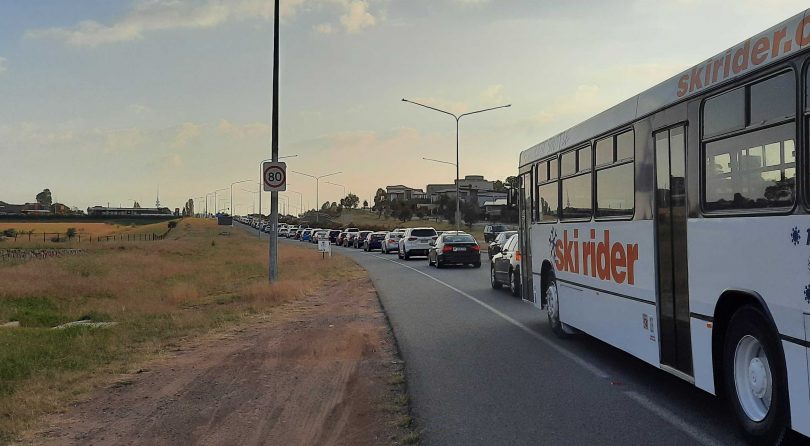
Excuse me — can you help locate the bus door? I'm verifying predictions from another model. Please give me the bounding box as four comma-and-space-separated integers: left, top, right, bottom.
518, 172, 534, 303
653, 126, 693, 376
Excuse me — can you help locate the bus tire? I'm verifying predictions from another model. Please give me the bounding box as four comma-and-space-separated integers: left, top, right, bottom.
544, 272, 571, 338
723, 305, 789, 446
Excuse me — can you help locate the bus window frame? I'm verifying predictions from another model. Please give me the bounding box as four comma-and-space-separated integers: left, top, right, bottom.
535, 156, 560, 224
594, 128, 636, 221
699, 65, 798, 217
559, 144, 593, 222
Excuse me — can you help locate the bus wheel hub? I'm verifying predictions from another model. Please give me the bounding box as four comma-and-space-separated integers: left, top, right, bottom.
749, 358, 767, 398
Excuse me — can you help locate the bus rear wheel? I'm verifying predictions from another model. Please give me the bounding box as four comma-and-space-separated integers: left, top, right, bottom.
723, 305, 789, 445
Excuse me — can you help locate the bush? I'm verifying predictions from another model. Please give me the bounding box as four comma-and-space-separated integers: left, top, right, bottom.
66, 228, 77, 239
168, 221, 178, 230
50, 236, 62, 243
2, 228, 17, 238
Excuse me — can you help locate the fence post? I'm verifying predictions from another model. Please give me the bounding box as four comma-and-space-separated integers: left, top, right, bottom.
43, 232, 46, 242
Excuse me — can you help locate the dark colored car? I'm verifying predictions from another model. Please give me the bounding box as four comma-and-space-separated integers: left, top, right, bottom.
491, 234, 521, 297
294, 229, 304, 240
328, 230, 341, 244
363, 232, 387, 251
488, 230, 517, 260
353, 231, 372, 248
483, 224, 510, 243
428, 232, 481, 268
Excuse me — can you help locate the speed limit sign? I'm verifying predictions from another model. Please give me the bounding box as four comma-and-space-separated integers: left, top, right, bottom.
262, 162, 287, 191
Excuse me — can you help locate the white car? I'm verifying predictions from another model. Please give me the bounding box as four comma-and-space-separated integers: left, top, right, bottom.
381, 231, 404, 254
398, 227, 438, 260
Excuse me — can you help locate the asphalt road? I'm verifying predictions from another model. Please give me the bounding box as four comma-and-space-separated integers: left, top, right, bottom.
235, 223, 802, 445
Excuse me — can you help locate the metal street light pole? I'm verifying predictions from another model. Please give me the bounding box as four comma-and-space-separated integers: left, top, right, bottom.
196, 196, 204, 217
230, 179, 252, 223
290, 170, 341, 223
323, 181, 346, 199
213, 188, 228, 215
285, 188, 303, 217
206, 192, 214, 216
269, 0, 281, 282
402, 98, 511, 232
241, 188, 259, 215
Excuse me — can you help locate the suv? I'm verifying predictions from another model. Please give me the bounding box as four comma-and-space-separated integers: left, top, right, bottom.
488, 230, 517, 260
328, 230, 341, 244
484, 224, 510, 243
353, 231, 372, 248
398, 227, 438, 260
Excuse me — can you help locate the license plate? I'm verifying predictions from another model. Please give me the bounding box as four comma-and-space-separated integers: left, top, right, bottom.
453, 247, 466, 252
419, 238, 429, 243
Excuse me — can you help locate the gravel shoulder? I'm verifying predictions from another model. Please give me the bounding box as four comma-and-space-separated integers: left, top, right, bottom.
24, 279, 412, 445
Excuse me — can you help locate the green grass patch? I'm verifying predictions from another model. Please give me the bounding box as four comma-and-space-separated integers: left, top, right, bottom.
0, 297, 68, 328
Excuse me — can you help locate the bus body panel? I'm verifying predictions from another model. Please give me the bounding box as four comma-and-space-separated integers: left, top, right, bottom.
784, 341, 810, 437
690, 318, 715, 393
532, 221, 659, 365
687, 217, 810, 340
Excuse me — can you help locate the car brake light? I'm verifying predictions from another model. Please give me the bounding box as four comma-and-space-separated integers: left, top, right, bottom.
442, 245, 453, 253
432, 236, 437, 240
515, 250, 521, 261
471, 245, 480, 251
408, 237, 417, 241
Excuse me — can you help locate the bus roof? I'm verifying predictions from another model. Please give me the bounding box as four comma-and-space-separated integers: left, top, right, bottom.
519, 9, 810, 168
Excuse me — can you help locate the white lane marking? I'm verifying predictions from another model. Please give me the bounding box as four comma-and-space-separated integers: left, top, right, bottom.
369, 253, 723, 446
625, 391, 723, 446
369, 254, 609, 379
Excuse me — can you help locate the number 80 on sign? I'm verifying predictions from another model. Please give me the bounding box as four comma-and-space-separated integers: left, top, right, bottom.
262, 162, 287, 191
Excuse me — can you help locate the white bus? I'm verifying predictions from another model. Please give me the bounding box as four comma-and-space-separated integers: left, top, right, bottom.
517, 10, 810, 444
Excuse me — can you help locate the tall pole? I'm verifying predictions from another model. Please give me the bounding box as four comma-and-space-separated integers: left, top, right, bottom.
269, 0, 280, 282
230, 180, 251, 222
291, 171, 341, 224
402, 99, 510, 233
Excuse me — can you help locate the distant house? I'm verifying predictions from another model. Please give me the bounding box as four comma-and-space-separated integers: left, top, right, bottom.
428, 175, 496, 204
21, 203, 50, 215
386, 185, 425, 202
0, 201, 25, 215
483, 198, 508, 217
50, 203, 70, 215
86, 206, 173, 217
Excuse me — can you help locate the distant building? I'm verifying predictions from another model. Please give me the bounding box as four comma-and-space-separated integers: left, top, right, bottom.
0, 201, 25, 215
50, 203, 70, 215
86, 206, 173, 217
483, 198, 508, 217
386, 185, 425, 202
428, 175, 496, 204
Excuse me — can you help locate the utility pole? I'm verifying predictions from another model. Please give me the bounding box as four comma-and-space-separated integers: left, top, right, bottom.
269, 0, 280, 282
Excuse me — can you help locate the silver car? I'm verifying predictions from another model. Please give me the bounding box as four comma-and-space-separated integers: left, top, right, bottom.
381, 231, 404, 254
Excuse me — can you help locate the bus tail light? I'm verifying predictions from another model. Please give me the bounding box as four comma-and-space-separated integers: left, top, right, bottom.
515, 250, 522, 261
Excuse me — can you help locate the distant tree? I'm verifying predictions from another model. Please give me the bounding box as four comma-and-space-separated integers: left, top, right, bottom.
321, 201, 330, 210
372, 188, 388, 218
36, 189, 53, 207
168, 221, 178, 230
397, 206, 413, 222
362, 199, 369, 209
133, 201, 142, 209
462, 202, 480, 228
344, 193, 360, 209
66, 227, 77, 239
505, 176, 519, 190
493, 180, 505, 192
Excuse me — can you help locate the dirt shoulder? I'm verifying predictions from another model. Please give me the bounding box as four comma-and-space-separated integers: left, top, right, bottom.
24, 278, 415, 445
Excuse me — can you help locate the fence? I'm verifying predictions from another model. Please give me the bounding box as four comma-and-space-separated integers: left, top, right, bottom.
1, 232, 166, 243
0, 248, 85, 262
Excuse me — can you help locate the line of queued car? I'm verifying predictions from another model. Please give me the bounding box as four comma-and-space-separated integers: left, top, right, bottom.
237, 216, 522, 296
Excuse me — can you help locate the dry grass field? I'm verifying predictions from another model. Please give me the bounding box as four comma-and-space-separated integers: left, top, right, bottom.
0, 218, 362, 443
0, 220, 176, 248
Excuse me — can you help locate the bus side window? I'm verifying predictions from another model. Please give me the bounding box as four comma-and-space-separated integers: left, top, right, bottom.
702, 71, 796, 212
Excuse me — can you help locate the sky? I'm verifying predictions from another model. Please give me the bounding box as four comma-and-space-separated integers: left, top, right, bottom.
0, 0, 807, 215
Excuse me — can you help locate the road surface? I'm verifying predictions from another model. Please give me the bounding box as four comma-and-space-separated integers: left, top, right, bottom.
241, 223, 802, 445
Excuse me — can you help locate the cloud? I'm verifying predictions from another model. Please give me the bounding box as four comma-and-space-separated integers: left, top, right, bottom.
314, 23, 336, 34
340, 1, 377, 33
481, 84, 506, 104
127, 103, 153, 115
0, 57, 6, 75
217, 120, 271, 139
105, 127, 144, 153
26, 0, 381, 46
173, 122, 201, 148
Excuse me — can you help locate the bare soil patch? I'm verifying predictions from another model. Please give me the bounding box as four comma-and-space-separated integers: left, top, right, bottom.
24, 279, 412, 445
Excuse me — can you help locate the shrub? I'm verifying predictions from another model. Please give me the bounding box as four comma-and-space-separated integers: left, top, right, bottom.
66, 228, 77, 239
2, 228, 17, 238
168, 221, 178, 230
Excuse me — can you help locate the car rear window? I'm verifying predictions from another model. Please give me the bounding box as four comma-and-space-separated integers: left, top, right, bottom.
411, 229, 436, 237
372, 234, 385, 239
444, 235, 475, 243
492, 225, 507, 231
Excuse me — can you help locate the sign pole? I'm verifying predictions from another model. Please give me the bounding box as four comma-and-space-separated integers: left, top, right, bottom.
269, 0, 280, 282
